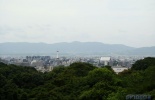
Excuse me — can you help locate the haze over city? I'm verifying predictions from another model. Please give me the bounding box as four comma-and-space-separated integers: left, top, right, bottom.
0, 0, 155, 47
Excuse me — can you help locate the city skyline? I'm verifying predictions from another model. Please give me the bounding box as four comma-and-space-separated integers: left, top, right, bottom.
0, 0, 155, 47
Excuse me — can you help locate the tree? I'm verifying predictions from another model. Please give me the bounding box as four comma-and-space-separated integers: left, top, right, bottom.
132, 57, 155, 70
79, 68, 119, 100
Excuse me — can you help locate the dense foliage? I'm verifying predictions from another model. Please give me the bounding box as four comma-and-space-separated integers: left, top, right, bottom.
0, 57, 155, 100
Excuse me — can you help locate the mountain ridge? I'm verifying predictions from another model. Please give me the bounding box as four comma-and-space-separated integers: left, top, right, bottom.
0, 42, 154, 55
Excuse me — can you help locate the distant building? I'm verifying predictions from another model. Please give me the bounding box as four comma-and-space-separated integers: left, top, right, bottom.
100, 57, 111, 66
56, 51, 59, 59
30, 60, 44, 67
112, 66, 128, 74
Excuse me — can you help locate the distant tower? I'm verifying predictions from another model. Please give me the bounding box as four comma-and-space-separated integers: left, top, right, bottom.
56, 51, 59, 59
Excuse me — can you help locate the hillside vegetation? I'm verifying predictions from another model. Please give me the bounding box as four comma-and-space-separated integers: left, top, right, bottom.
0, 57, 155, 100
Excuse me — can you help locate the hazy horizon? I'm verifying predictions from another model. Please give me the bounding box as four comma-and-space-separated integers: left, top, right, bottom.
0, 0, 155, 48
0, 41, 155, 48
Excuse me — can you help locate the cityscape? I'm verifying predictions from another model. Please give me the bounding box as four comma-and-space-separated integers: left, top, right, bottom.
0, 52, 146, 73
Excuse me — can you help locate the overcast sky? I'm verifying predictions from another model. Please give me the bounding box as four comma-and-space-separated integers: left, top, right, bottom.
0, 0, 155, 47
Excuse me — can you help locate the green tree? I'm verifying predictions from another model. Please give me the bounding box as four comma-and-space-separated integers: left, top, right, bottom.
79, 68, 119, 100
132, 57, 155, 70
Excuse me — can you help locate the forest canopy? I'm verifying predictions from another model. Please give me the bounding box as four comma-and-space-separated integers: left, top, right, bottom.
0, 57, 155, 100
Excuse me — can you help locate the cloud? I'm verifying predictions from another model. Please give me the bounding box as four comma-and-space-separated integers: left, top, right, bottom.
0, 0, 155, 47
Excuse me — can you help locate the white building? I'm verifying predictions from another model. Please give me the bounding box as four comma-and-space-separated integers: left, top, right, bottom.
100, 57, 111, 66
112, 67, 128, 74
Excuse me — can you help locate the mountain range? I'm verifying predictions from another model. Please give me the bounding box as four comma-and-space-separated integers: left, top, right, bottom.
0, 41, 155, 56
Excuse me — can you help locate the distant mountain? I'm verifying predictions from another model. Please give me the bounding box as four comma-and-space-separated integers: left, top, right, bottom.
0, 42, 154, 55
128, 46, 155, 55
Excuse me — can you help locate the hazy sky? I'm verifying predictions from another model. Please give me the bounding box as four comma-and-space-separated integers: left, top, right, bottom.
0, 0, 155, 47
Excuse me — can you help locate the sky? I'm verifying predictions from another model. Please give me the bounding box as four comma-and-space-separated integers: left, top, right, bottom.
0, 0, 155, 48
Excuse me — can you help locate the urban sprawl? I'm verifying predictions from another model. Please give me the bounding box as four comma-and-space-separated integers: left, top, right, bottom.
0, 54, 146, 74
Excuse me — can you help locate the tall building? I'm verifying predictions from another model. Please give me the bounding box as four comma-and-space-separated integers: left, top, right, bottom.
53, 51, 62, 66
56, 51, 59, 59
